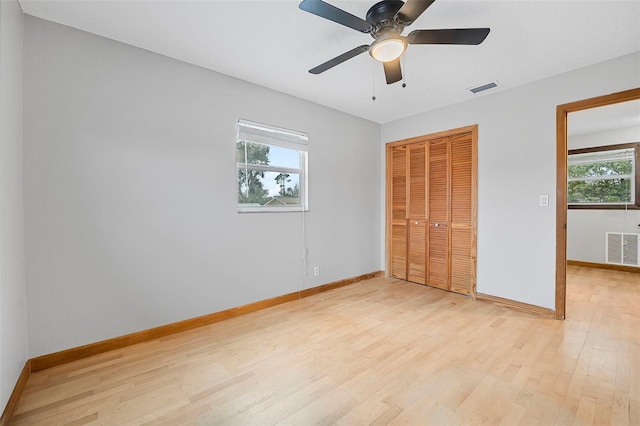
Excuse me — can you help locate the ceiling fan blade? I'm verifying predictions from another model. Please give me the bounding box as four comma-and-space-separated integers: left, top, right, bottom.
309, 45, 369, 74
299, 0, 372, 33
395, 0, 436, 25
383, 59, 402, 84
408, 28, 490, 45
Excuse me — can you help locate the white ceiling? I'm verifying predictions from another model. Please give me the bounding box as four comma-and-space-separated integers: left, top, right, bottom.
18, 0, 640, 124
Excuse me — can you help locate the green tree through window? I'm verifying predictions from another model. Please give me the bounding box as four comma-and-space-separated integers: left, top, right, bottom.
568, 144, 639, 207
275, 173, 290, 197
237, 141, 270, 204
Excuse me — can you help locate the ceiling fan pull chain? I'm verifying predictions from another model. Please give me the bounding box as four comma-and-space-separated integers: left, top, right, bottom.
402, 54, 407, 88
372, 61, 377, 101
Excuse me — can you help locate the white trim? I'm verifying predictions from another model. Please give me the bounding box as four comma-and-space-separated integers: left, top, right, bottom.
237, 118, 308, 152
237, 206, 308, 213
236, 163, 303, 175
568, 174, 632, 182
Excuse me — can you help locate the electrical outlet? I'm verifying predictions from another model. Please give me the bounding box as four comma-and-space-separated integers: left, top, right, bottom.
313, 266, 320, 277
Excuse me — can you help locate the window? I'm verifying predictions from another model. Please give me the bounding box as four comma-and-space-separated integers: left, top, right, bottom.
236, 119, 308, 212
568, 143, 640, 208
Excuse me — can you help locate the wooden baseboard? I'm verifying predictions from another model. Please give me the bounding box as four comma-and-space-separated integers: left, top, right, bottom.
30, 271, 383, 372
476, 293, 555, 319
567, 259, 640, 274
298, 271, 383, 297
0, 361, 31, 426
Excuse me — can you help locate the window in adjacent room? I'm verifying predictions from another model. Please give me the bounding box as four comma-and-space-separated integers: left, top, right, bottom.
236, 119, 308, 212
568, 143, 640, 208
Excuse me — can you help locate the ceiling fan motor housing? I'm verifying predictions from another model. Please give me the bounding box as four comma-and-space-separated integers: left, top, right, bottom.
366, 0, 406, 37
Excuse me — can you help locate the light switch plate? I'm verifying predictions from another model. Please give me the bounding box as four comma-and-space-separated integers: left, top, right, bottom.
539, 195, 549, 207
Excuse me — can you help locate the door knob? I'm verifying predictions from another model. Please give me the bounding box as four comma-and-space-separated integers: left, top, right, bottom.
435, 223, 439, 227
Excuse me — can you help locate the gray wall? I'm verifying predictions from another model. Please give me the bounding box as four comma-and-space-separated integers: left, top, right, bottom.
567, 125, 640, 264
0, 0, 27, 412
23, 16, 381, 357
381, 52, 640, 309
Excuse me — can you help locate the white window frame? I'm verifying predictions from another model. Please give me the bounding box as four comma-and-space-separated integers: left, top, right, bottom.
567, 143, 639, 208
236, 119, 308, 213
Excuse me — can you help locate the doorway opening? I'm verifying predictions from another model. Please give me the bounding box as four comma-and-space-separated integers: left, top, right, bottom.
555, 87, 640, 319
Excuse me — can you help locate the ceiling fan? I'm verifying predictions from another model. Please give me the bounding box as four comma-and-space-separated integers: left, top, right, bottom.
299, 0, 490, 84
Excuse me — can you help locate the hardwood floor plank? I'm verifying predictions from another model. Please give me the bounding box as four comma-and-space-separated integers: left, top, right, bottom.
9, 266, 640, 424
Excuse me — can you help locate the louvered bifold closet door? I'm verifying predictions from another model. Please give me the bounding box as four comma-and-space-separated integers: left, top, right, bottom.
407, 144, 427, 284
428, 138, 449, 290
449, 133, 474, 294
387, 125, 476, 295
391, 146, 408, 279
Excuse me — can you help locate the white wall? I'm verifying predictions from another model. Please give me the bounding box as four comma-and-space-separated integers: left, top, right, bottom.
381, 52, 640, 310
568, 210, 640, 263
567, 125, 640, 264
0, 0, 27, 412
23, 16, 381, 358
569, 125, 640, 150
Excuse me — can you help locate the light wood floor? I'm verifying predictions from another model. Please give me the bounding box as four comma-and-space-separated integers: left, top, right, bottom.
11, 266, 640, 425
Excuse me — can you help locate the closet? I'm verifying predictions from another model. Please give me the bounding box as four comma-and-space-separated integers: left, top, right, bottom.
386, 125, 477, 296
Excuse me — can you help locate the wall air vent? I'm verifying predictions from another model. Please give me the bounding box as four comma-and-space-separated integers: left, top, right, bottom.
469, 80, 500, 94
606, 232, 640, 266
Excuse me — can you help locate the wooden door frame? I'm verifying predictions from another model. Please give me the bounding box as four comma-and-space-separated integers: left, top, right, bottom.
385, 124, 478, 296
555, 87, 640, 319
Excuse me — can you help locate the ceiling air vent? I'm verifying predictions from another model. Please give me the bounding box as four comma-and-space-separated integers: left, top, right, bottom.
469, 80, 500, 94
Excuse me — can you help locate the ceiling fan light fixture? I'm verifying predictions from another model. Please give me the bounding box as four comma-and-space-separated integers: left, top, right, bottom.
369, 36, 406, 62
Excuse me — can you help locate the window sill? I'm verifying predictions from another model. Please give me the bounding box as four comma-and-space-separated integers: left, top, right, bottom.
237, 206, 309, 213
568, 204, 640, 210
